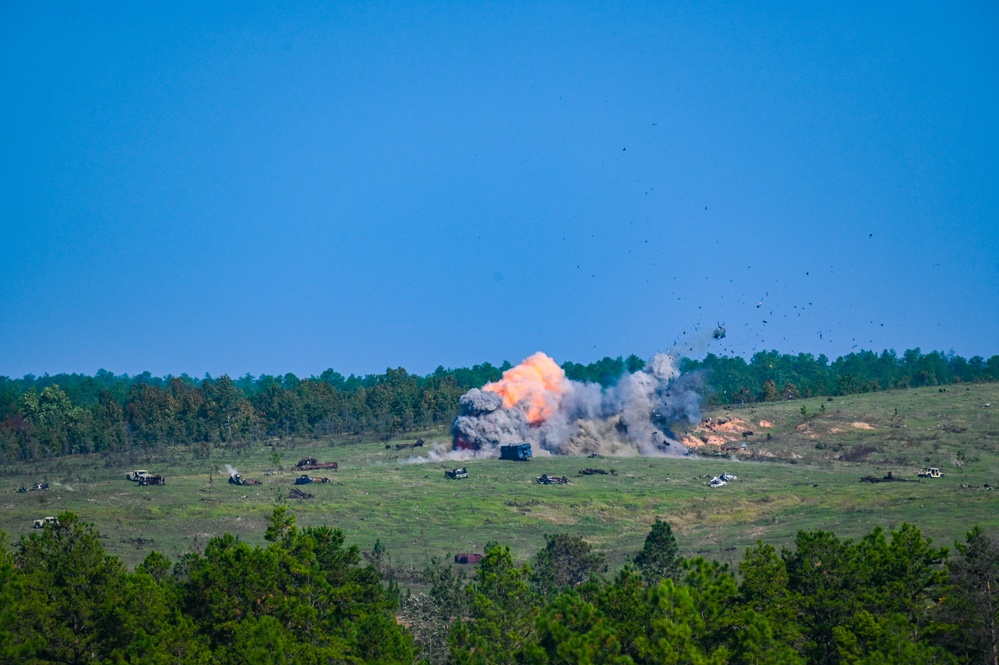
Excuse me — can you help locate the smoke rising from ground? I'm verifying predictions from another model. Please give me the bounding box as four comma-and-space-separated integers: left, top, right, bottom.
451, 352, 702, 458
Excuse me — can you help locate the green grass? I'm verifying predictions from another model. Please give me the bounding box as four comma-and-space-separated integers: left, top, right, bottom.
2, 384, 997, 578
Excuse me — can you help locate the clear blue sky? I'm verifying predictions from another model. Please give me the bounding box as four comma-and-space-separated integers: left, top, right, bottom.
2, 1, 997, 379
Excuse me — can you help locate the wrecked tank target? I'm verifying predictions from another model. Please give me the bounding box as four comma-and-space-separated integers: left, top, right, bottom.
451, 351, 700, 458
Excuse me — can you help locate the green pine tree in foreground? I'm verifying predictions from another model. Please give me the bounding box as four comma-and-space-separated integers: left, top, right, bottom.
1, 512, 998, 664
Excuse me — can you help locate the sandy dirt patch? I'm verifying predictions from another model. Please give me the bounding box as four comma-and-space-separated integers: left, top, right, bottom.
851, 422, 875, 430
684, 417, 756, 448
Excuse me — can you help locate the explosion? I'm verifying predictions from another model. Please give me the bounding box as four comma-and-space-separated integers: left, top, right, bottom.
451, 352, 702, 457
483, 352, 568, 424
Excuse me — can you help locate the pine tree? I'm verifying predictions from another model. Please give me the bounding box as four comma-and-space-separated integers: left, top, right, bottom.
633, 518, 682, 587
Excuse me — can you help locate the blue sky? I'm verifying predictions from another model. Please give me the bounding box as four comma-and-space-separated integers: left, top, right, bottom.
2, 1, 997, 379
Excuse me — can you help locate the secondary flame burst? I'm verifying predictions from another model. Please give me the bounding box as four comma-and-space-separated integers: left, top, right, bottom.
483, 352, 568, 425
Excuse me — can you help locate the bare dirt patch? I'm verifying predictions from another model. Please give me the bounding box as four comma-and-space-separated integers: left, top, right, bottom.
684, 417, 755, 448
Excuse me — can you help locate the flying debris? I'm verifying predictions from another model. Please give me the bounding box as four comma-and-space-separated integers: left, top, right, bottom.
713, 324, 726, 340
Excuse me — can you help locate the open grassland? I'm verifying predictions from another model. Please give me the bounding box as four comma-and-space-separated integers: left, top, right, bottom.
2, 383, 997, 579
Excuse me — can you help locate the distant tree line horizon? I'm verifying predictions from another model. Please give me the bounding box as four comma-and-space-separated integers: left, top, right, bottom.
0, 348, 997, 462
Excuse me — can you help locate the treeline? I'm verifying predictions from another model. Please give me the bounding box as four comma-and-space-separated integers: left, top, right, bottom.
684, 348, 999, 406
3, 511, 999, 664
0, 363, 511, 462
1, 348, 997, 462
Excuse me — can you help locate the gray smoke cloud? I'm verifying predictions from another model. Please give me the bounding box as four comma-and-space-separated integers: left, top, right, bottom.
451, 353, 701, 458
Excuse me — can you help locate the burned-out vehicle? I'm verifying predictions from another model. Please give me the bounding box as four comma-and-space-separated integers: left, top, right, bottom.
138, 475, 165, 486
228, 473, 261, 486
294, 475, 331, 485
500, 443, 533, 461
536, 474, 569, 485
295, 458, 339, 471
445, 468, 469, 479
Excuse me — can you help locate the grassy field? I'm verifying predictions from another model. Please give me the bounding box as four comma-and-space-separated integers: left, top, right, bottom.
2, 383, 997, 581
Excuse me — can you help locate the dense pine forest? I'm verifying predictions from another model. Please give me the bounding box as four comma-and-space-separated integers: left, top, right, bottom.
3, 509, 998, 664
1, 349, 997, 462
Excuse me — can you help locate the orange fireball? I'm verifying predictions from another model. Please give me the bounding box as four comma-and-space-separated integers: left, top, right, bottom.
484, 352, 568, 424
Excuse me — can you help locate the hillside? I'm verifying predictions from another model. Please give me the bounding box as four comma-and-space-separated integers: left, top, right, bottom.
2, 383, 997, 574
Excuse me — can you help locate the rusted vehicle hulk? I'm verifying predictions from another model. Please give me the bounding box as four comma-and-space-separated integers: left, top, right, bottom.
295, 457, 339, 471
138, 475, 165, 486
454, 553, 482, 564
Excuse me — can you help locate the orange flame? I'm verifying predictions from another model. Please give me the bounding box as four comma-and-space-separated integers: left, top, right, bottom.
484, 352, 568, 425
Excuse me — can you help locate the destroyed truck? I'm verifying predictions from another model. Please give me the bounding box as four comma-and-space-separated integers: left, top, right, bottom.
918, 467, 944, 479
536, 474, 569, 485
294, 475, 332, 485
500, 443, 533, 461
228, 473, 261, 486
445, 468, 469, 479
295, 458, 339, 471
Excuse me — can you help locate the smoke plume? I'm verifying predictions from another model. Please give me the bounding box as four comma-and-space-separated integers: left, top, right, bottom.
451, 352, 701, 458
